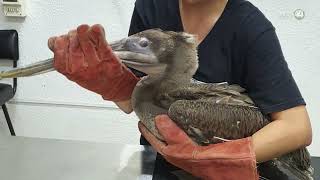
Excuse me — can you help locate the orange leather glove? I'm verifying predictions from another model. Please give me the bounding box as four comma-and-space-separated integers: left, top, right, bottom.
138, 115, 259, 180
48, 24, 139, 102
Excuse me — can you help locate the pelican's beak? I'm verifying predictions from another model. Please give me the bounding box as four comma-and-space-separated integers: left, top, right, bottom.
111, 36, 167, 75
0, 33, 166, 79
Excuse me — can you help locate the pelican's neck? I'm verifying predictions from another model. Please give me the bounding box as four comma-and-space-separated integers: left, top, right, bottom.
162, 69, 193, 85
139, 68, 195, 94
162, 45, 198, 85
137, 43, 198, 92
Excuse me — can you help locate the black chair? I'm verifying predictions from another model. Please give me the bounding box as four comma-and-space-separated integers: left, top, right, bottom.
0, 29, 19, 136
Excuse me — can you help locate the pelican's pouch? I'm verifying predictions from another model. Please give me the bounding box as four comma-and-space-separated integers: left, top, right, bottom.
0, 30, 19, 60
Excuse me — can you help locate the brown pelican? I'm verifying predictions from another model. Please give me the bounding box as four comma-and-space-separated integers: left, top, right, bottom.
0, 29, 313, 180
112, 29, 314, 180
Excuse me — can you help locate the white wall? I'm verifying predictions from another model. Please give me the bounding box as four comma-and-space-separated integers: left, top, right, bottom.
0, 0, 141, 145
0, 1, 319, 155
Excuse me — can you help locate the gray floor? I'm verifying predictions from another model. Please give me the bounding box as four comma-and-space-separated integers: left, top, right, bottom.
0, 135, 157, 180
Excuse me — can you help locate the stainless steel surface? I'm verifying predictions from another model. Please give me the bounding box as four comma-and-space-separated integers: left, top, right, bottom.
0, 135, 156, 180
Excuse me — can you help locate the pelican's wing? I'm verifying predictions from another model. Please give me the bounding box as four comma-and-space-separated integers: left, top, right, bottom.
167, 99, 269, 145
156, 82, 256, 110
275, 148, 313, 179
155, 82, 267, 144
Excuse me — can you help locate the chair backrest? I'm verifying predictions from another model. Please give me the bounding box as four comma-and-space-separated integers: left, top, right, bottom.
0, 30, 19, 95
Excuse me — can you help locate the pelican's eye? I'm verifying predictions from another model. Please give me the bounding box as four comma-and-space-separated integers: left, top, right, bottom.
139, 38, 149, 48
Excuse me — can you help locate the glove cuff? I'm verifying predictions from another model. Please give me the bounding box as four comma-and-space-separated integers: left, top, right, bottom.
197, 137, 259, 180
101, 66, 140, 102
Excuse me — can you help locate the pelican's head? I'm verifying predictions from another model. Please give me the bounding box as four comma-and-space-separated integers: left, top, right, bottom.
112, 29, 198, 78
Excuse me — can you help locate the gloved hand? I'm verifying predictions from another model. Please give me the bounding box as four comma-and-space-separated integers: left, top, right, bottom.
138, 115, 259, 180
48, 24, 139, 102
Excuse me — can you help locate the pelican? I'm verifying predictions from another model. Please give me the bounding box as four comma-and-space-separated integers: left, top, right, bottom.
0, 29, 313, 180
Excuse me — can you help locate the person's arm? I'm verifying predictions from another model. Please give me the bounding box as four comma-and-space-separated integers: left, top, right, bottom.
115, 100, 133, 114
252, 105, 312, 163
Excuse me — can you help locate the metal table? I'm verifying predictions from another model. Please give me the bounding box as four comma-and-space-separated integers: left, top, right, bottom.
0, 135, 156, 180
